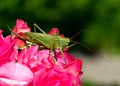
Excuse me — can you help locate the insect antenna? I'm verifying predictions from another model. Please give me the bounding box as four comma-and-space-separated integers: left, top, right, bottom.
70, 40, 95, 53
7, 25, 34, 47
70, 40, 120, 69
67, 42, 76, 49
70, 30, 87, 40
7, 25, 26, 41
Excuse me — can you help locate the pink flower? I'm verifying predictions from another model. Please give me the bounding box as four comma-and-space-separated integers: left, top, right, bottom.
56, 50, 76, 65
12, 19, 31, 48
0, 30, 18, 65
64, 59, 83, 85
18, 45, 54, 72
14, 36, 26, 48
48, 28, 64, 36
48, 28, 59, 35
33, 59, 82, 86
17, 45, 83, 86
0, 19, 83, 86
13, 19, 31, 34
0, 62, 34, 86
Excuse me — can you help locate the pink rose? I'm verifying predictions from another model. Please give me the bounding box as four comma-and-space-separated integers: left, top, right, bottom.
12, 19, 31, 48
0, 62, 34, 86
0, 19, 83, 86
56, 50, 76, 65
13, 19, 31, 34
0, 30, 18, 65
48, 28, 59, 35
18, 45, 54, 72
48, 28, 64, 36
64, 59, 83, 85
33, 59, 82, 86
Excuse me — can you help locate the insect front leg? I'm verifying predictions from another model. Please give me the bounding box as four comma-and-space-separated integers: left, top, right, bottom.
53, 35, 67, 64
48, 41, 57, 64
60, 48, 67, 64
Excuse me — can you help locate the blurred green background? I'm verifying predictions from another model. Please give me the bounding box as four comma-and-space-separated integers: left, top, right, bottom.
1, 0, 120, 54
0, 0, 120, 85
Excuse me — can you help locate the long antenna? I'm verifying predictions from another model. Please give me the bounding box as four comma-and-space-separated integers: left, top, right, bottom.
7, 25, 26, 41
71, 40, 120, 69
70, 30, 87, 40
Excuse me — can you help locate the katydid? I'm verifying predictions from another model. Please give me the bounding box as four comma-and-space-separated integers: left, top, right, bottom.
9, 24, 120, 68
11, 23, 71, 64
25, 24, 71, 63
30, 24, 119, 68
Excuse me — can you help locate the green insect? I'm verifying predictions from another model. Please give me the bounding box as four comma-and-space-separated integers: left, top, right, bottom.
11, 23, 73, 64
10, 24, 118, 68
26, 24, 71, 63
25, 24, 70, 50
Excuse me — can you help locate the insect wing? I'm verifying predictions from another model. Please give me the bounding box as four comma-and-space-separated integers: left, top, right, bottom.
24, 32, 70, 50
24, 32, 54, 48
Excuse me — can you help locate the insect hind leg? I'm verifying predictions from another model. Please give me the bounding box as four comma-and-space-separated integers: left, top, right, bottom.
34, 23, 47, 34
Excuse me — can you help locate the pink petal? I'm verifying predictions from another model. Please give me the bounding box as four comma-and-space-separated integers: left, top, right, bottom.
0, 62, 34, 85
65, 59, 83, 77
34, 65, 80, 86
48, 28, 59, 35
13, 19, 31, 33
0, 31, 18, 64
56, 51, 76, 65
18, 45, 55, 74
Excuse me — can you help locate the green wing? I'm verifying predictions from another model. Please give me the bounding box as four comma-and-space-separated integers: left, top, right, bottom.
24, 32, 70, 49
24, 32, 53, 49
